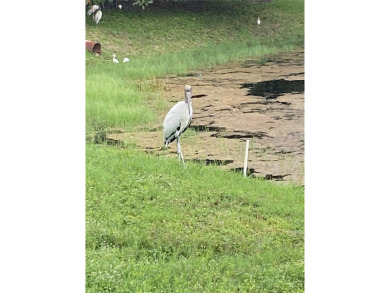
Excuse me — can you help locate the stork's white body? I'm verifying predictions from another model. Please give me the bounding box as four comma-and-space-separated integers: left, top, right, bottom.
123, 57, 130, 63
118, 4, 122, 9
163, 85, 193, 163
164, 101, 192, 144
257, 17, 261, 25
112, 54, 119, 63
93, 10, 102, 24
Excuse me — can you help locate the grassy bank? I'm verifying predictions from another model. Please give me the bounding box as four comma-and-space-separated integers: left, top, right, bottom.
86, 0, 304, 132
86, 0, 304, 62
86, 144, 304, 292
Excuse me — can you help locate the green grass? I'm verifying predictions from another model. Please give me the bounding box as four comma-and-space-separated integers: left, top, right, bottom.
86, 144, 304, 292
86, 73, 158, 133
86, 0, 304, 61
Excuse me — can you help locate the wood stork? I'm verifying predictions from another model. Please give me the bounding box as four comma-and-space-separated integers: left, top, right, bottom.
163, 85, 193, 164
112, 54, 119, 63
257, 17, 261, 25
123, 57, 130, 63
118, 4, 122, 9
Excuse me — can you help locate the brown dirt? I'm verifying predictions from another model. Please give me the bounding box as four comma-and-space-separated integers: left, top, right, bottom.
108, 49, 304, 185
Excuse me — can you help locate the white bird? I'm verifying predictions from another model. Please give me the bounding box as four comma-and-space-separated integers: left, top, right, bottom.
118, 4, 122, 9
257, 17, 261, 25
112, 54, 119, 63
123, 57, 130, 63
87, 5, 99, 15
93, 9, 102, 24
163, 85, 193, 164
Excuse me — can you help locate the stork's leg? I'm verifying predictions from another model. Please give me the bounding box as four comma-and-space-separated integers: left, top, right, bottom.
177, 138, 185, 164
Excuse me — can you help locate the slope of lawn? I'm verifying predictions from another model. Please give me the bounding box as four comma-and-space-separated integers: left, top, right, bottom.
86, 144, 304, 292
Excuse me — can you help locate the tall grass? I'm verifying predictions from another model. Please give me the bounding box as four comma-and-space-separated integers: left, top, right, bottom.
86, 72, 157, 132
86, 43, 284, 133
86, 144, 304, 292
87, 42, 282, 78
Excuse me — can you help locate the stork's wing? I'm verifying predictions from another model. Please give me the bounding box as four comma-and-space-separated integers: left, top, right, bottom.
163, 101, 191, 145
95, 11, 102, 23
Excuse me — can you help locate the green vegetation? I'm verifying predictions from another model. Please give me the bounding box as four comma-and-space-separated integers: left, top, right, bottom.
86, 0, 304, 61
86, 0, 304, 291
86, 145, 304, 292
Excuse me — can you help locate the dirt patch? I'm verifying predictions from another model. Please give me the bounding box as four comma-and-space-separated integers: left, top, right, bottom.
108, 50, 304, 185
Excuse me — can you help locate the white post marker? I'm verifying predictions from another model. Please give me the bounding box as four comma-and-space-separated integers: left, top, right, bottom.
243, 139, 250, 177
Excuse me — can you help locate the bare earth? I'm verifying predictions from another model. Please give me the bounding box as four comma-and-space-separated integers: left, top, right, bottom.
108, 50, 304, 185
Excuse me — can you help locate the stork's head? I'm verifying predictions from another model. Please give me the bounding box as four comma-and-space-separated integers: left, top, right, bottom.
184, 85, 192, 102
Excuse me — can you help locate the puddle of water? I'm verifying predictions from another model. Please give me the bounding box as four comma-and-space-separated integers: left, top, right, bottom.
190, 125, 227, 132
231, 167, 256, 177
241, 79, 304, 98
264, 173, 292, 181
241, 100, 291, 106
190, 158, 234, 166
210, 131, 271, 140
191, 94, 208, 99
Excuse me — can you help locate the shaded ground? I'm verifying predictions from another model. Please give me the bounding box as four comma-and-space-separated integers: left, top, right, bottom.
108, 50, 304, 184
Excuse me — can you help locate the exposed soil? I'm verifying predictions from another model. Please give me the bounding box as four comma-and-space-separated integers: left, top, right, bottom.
108, 50, 304, 185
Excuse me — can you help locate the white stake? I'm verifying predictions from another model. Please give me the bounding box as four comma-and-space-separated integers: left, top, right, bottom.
243, 139, 250, 177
